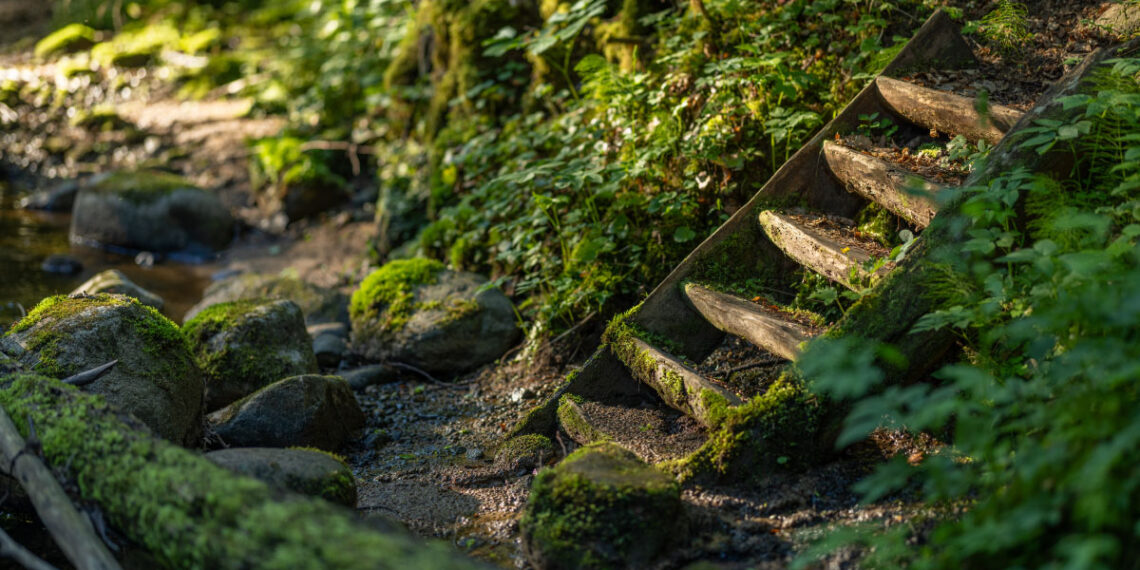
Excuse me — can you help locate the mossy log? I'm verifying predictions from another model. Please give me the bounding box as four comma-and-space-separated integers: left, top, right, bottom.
0, 373, 486, 570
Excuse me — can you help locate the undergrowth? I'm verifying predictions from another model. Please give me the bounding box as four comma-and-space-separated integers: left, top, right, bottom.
795, 55, 1140, 569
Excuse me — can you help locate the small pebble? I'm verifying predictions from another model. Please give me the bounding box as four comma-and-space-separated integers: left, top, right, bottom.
41, 254, 82, 275
510, 387, 536, 403
465, 448, 484, 461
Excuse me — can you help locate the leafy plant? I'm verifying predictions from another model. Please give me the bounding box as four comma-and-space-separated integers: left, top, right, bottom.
974, 0, 1034, 58
799, 55, 1140, 569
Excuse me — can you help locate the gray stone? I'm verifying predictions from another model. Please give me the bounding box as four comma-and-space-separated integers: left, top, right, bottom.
182, 299, 318, 412
71, 269, 164, 311
41, 254, 82, 275
337, 364, 400, 390
185, 272, 348, 326
208, 374, 365, 451
18, 179, 79, 211
313, 333, 348, 368
70, 170, 234, 254
205, 447, 357, 507
351, 268, 521, 376
5, 294, 203, 445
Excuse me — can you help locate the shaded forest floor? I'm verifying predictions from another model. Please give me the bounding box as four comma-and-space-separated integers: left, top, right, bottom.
0, 1, 1128, 567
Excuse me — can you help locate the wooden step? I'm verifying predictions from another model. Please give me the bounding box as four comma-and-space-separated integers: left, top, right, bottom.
683, 283, 815, 361
758, 210, 887, 290
823, 141, 943, 228
876, 76, 1025, 145
609, 335, 742, 429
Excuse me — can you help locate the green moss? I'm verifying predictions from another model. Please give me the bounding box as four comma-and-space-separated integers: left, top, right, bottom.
349, 258, 446, 330
521, 441, 681, 569
0, 373, 479, 568
496, 433, 554, 464
667, 372, 821, 482
90, 22, 181, 68
34, 23, 97, 58
87, 170, 198, 204
183, 299, 316, 409
288, 446, 349, 465
556, 394, 609, 444
4, 294, 189, 388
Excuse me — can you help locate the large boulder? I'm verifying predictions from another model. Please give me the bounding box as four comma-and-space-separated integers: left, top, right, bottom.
71, 269, 164, 311
349, 259, 520, 375
183, 299, 318, 412
204, 447, 357, 507
208, 374, 364, 451
0, 294, 203, 445
184, 272, 348, 326
520, 442, 682, 570
70, 170, 234, 254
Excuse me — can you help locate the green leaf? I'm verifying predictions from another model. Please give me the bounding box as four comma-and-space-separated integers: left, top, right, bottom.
673, 226, 697, 243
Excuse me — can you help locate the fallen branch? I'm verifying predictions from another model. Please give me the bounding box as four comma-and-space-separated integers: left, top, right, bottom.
0, 408, 120, 570
0, 526, 58, 570
299, 140, 378, 177
60, 361, 117, 388
388, 362, 465, 389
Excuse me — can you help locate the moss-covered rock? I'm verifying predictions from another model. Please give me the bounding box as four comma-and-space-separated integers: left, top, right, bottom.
2, 294, 203, 445
495, 433, 556, 473
0, 373, 486, 568
34, 23, 97, 59
350, 259, 520, 375
183, 299, 319, 411
90, 22, 180, 68
205, 447, 358, 507
520, 441, 682, 569
71, 269, 164, 311
70, 170, 235, 254
208, 374, 365, 451
184, 271, 348, 326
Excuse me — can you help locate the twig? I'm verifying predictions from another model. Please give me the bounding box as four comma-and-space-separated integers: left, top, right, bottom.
0, 525, 58, 570
60, 361, 118, 388
387, 362, 464, 389
298, 141, 378, 177
549, 312, 597, 347
727, 358, 779, 375
0, 409, 121, 570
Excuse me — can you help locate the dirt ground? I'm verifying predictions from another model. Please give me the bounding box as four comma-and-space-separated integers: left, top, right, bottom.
0, 1, 1128, 568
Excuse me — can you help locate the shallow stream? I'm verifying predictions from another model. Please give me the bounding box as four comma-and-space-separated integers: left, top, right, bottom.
0, 180, 212, 330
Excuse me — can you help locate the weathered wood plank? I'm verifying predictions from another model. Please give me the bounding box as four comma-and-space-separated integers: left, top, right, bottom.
823, 142, 943, 228
683, 284, 815, 361
758, 210, 880, 291
876, 76, 1024, 145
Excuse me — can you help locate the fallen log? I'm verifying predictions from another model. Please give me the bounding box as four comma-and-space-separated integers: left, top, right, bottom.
0, 404, 120, 570
0, 373, 486, 570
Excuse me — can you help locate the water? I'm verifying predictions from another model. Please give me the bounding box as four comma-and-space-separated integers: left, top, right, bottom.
0, 181, 213, 330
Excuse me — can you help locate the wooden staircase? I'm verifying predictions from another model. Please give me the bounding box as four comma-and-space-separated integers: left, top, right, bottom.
509, 11, 1029, 460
